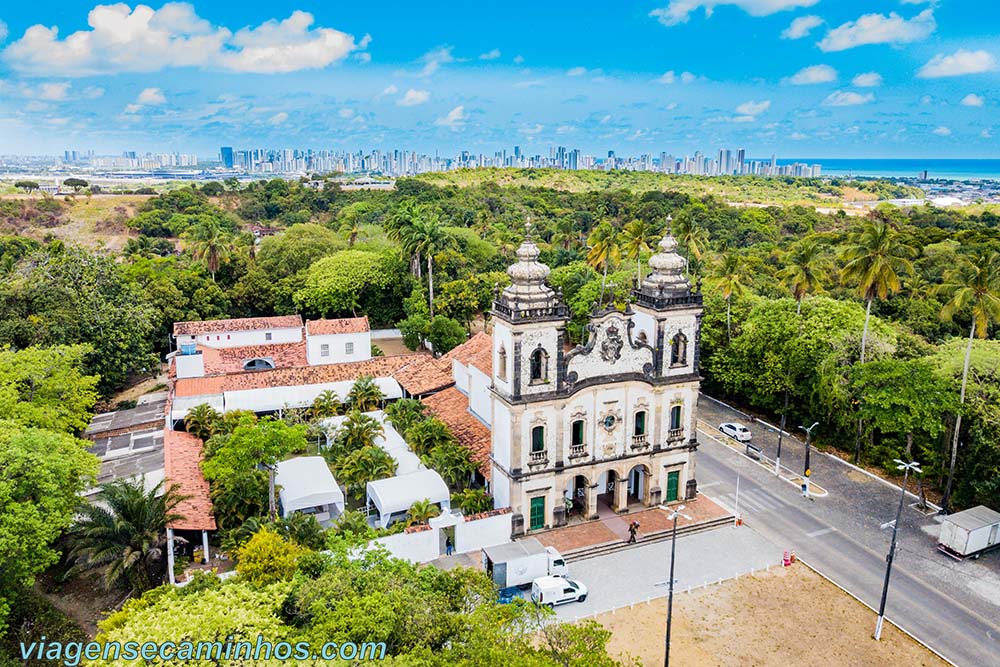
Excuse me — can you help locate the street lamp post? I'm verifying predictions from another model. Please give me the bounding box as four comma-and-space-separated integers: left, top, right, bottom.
775, 391, 790, 476
874, 459, 922, 640
658, 504, 691, 667
799, 422, 819, 498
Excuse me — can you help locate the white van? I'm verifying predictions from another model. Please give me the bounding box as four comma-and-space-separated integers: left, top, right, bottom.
531, 576, 588, 607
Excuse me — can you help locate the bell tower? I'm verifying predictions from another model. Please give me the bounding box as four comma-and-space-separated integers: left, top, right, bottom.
490, 226, 570, 402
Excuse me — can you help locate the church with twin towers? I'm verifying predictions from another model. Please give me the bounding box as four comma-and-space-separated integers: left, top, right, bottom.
486, 226, 704, 535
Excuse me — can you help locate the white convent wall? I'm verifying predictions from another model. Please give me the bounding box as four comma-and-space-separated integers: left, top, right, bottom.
468, 366, 492, 426
177, 326, 302, 349
306, 331, 372, 365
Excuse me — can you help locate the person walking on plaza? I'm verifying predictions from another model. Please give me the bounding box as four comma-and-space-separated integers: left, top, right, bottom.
627, 520, 639, 543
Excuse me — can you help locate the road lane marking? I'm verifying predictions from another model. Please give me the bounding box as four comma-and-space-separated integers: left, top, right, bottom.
806, 527, 837, 538
699, 481, 722, 489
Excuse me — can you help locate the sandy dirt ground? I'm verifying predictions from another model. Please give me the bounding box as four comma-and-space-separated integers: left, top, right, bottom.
594, 563, 948, 667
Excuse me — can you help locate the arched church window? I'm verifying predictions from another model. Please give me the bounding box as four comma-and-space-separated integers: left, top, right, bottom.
497, 345, 507, 381
530, 347, 548, 383
670, 404, 683, 430
571, 420, 585, 447
670, 333, 688, 366
634, 410, 647, 436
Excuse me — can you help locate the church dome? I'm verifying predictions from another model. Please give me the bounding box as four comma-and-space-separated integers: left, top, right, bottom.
638, 233, 691, 295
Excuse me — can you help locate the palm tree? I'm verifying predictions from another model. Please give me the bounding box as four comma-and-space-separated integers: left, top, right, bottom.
672, 212, 709, 276
620, 219, 657, 280
334, 409, 384, 454
347, 375, 385, 412
183, 403, 220, 441
405, 418, 456, 457
423, 440, 477, 490
338, 446, 397, 498
185, 218, 233, 281
452, 488, 493, 515
840, 219, 915, 363
709, 251, 746, 340
402, 212, 452, 317
310, 390, 342, 420
332, 509, 372, 537
384, 398, 429, 434
781, 237, 830, 315
586, 222, 621, 303
69, 478, 185, 593
386, 199, 423, 278
936, 251, 1000, 510
338, 201, 371, 247
406, 498, 442, 526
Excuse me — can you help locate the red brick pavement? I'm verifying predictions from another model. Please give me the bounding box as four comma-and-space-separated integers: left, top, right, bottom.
532, 495, 731, 553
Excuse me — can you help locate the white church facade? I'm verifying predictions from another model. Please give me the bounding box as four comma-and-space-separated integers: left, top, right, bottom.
487, 229, 704, 536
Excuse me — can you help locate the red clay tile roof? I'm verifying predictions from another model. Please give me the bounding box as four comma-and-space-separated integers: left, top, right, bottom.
423, 386, 492, 481
444, 332, 493, 376
392, 357, 455, 396
306, 316, 370, 335
198, 341, 308, 375
164, 430, 217, 531
174, 315, 303, 336
174, 353, 428, 397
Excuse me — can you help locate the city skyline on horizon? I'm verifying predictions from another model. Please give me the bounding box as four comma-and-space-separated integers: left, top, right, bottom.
0, 1, 998, 157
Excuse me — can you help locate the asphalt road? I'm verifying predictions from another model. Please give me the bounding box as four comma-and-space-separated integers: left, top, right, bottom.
696, 394, 1000, 667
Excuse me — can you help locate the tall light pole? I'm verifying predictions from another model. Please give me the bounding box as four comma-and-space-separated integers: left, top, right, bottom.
775, 391, 789, 476
799, 422, 819, 498
874, 459, 921, 640
658, 504, 691, 667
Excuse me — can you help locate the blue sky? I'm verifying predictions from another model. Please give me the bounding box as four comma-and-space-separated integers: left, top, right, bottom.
0, 1, 997, 157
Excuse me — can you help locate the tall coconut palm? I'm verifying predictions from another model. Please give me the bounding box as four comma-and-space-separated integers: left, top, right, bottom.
338, 201, 371, 247
672, 213, 709, 276
586, 222, 621, 304
402, 212, 452, 317
185, 218, 233, 281
620, 219, 657, 281
347, 375, 386, 412
840, 219, 915, 363
936, 251, 1000, 510
406, 498, 442, 526
781, 237, 830, 315
386, 199, 423, 278
709, 251, 746, 340
69, 478, 185, 593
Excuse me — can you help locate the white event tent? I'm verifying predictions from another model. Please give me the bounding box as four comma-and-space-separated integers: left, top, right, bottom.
275, 456, 345, 525
366, 468, 451, 529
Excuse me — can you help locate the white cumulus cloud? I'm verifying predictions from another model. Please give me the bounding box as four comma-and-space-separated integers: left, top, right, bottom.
566, 66, 587, 76
852, 72, 882, 87
781, 15, 822, 39
435, 105, 467, 129
269, 111, 288, 125
418, 45, 454, 76
656, 70, 697, 84
37, 82, 71, 100
918, 49, 997, 78
823, 90, 874, 106
0, 20, 7, 43
960, 93, 984, 107
137, 87, 165, 105
478, 48, 501, 60
787, 64, 837, 84
932, 126, 951, 136
1, 4, 366, 76
736, 99, 771, 116
650, 0, 818, 27
397, 89, 430, 106
818, 9, 935, 52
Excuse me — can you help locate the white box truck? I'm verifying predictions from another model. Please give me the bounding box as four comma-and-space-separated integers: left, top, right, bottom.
937, 505, 1000, 560
483, 538, 568, 589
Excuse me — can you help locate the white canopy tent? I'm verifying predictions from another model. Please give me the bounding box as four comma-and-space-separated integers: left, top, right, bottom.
275, 456, 345, 525
320, 411, 423, 475
366, 469, 451, 529
223, 378, 402, 414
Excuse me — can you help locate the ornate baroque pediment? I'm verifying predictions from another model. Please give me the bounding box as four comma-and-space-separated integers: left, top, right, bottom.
564, 313, 654, 386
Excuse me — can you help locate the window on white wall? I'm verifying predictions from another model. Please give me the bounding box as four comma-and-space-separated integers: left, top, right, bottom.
265, 332, 273, 341
345, 342, 355, 355
497, 345, 507, 381
320, 344, 330, 357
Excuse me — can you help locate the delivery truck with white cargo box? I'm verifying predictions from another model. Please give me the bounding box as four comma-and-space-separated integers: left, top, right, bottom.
937, 505, 1000, 560
483, 538, 568, 588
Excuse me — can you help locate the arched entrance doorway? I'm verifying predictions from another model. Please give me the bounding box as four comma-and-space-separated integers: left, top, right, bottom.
564, 474, 591, 521
627, 464, 652, 507
596, 469, 627, 513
